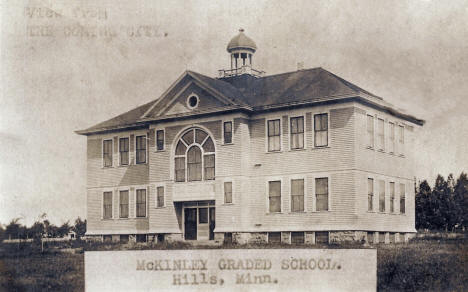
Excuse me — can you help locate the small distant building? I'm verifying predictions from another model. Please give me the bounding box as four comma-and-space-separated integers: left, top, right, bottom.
76, 29, 424, 244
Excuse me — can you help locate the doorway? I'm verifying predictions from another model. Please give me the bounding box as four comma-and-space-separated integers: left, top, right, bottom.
184, 208, 197, 240
183, 203, 215, 241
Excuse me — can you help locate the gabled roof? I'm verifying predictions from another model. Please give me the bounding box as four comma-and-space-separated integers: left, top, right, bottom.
76, 68, 424, 135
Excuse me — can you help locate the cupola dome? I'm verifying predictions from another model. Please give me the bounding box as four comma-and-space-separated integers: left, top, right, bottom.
227, 28, 257, 53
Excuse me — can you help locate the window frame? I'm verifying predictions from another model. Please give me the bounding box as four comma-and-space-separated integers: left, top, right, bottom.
222, 120, 234, 145
367, 177, 374, 212
118, 136, 130, 166
366, 114, 375, 149
265, 118, 282, 152
389, 182, 395, 213
102, 190, 114, 220
266, 177, 283, 213
290, 176, 306, 212
186, 93, 200, 110
102, 139, 113, 168
289, 115, 306, 150
173, 127, 216, 183
118, 189, 130, 219
135, 134, 148, 164
313, 112, 329, 148
399, 183, 406, 214
223, 180, 233, 204
377, 118, 385, 151
155, 129, 165, 151
135, 188, 147, 218
314, 176, 330, 212
398, 124, 405, 156
388, 122, 395, 154
155, 184, 165, 208
379, 180, 386, 213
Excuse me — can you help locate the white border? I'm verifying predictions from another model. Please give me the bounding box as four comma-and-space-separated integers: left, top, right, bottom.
134, 134, 148, 164
265, 176, 284, 213
288, 114, 306, 150
186, 93, 200, 110
312, 111, 331, 148
265, 117, 283, 152
102, 139, 113, 168
289, 174, 307, 212
117, 136, 130, 166
222, 119, 234, 145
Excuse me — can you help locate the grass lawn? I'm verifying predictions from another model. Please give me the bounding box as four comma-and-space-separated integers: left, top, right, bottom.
0, 237, 465, 291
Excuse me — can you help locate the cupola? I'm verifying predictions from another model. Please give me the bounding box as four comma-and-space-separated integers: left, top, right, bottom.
219, 29, 264, 78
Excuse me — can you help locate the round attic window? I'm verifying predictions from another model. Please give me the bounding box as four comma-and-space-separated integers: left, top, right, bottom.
187, 95, 199, 109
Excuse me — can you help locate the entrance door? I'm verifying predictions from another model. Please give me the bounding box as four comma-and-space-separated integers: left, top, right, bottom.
184, 208, 197, 240
209, 207, 215, 240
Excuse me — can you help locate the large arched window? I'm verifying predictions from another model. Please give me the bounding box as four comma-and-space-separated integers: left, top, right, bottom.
174, 128, 215, 182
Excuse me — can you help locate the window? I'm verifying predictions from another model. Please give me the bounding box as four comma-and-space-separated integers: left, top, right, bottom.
314, 113, 328, 147
156, 130, 164, 151
199, 208, 208, 223
136, 234, 147, 243
368, 178, 374, 211
268, 232, 281, 243
398, 125, 404, 154
136, 189, 146, 217
224, 182, 233, 204
174, 128, 215, 182
315, 177, 329, 211
119, 138, 129, 165
315, 231, 329, 244
367, 115, 374, 148
103, 191, 113, 219
187, 95, 199, 109
223, 121, 232, 144
379, 180, 385, 212
290, 116, 304, 149
291, 232, 305, 244
291, 179, 304, 212
119, 190, 129, 218
377, 118, 385, 150
267, 119, 281, 151
136, 135, 147, 164
400, 183, 406, 214
390, 182, 395, 213
156, 186, 164, 208
120, 235, 129, 243
103, 139, 113, 167
389, 122, 395, 153
268, 181, 281, 212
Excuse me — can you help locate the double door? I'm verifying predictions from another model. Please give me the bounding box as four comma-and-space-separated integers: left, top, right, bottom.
184, 207, 215, 240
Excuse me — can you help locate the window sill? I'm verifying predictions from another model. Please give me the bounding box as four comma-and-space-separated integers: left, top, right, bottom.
154, 149, 166, 153
367, 211, 376, 213
102, 166, 114, 169
101, 218, 114, 221
288, 211, 306, 214
135, 217, 148, 219
311, 210, 330, 213
266, 150, 282, 154
312, 146, 330, 150
222, 203, 234, 206
289, 148, 306, 152
266, 212, 283, 215
117, 217, 129, 220
221, 143, 234, 146
155, 206, 166, 209
135, 162, 148, 165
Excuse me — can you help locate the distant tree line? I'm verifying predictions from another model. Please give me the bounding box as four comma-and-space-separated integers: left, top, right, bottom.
0, 214, 86, 241
416, 172, 467, 231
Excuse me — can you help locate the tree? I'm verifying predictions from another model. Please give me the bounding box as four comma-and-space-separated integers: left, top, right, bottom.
415, 180, 431, 230
73, 217, 86, 239
5, 218, 22, 240
57, 221, 71, 238
453, 172, 468, 230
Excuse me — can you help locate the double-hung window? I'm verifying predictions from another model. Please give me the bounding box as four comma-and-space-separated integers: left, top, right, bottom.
400, 183, 406, 214
224, 182, 233, 204
314, 113, 328, 147
156, 130, 164, 151
291, 179, 304, 212
267, 119, 281, 151
290, 116, 304, 149
398, 125, 405, 154
368, 178, 374, 211
103, 140, 113, 167
119, 190, 129, 218
390, 182, 395, 213
103, 191, 113, 219
119, 137, 129, 165
379, 180, 385, 212
223, 121, 233, 144
367, 115, 374, 148
156, 186, 164, 208
389, 122, 395, 153
136, 135, 147, 164
377, 118, 385, 150
315, 177, 329, 211
136, 189, 146, 217
268, 181, 281, 212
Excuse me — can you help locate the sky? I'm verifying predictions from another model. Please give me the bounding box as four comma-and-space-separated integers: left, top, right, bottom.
1, 0, 467, 226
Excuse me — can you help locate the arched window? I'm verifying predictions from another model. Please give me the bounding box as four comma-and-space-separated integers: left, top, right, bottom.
174, 128, 215, 182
